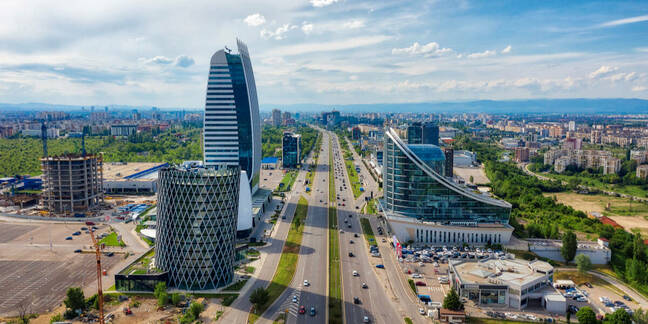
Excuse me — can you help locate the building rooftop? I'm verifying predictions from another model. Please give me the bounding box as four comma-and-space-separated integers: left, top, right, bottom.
104, 162, 163, 180
452, 258, 553, 288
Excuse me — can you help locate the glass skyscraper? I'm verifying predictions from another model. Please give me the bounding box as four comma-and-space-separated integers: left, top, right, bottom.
383, 128, 511, 225
202, 39, 260, 237
203, 39, 261, 193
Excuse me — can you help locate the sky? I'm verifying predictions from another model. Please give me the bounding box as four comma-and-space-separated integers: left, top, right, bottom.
0, 0, 647, 108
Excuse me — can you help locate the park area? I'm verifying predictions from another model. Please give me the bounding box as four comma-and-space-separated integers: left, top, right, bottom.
543, 192, 648, 235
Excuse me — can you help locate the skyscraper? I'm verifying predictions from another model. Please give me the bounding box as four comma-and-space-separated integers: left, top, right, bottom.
272, 109, 282, 127
422, 122, 439, 146
203, 39, 261, 237
407, 122, 422, 144
282, 131, 301, 169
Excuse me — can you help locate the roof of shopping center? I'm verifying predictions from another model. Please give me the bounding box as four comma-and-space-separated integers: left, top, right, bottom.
451, 258, 553, 288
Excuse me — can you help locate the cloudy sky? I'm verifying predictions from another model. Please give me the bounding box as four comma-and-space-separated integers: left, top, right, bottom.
0, 0, 647, 108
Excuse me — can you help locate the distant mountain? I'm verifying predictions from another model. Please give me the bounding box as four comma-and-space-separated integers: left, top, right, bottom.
261, 98, 648, 114
1, 98, 646, 114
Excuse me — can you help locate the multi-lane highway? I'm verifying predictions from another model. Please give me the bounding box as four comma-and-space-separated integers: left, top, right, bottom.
261, 132, 331, 324
330, 132, 401, 324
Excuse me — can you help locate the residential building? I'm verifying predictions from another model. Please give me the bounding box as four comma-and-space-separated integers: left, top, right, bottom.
155, 166, 240, 290
568, 120, 576, 132
111, 124, 137, 136
637, 165, 648, 179
545, 149, 621, 174
0, 126, 13, 138
282, 131, 301, 168
590, 130, 602, 144
382, 128, 513, 245
202, 39, 261, 237
514, 147, 530, 163
562, 137, 582, 150
272, 109, 282, 127
352, 126, 361, 140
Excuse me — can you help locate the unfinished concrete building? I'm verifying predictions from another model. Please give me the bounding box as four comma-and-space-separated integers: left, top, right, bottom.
41, 154, 104, 216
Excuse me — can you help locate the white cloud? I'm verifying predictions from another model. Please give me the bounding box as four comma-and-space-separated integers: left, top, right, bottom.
260, 24, 297, 40
144, 56, 173, 64
301, 22, 314, 34
392, 42, 452, 57
467, 50, 496, 59
589, 65, 618, 79
501, 45, 512, 54
244, 13, 266, 27
632, 86, 647, 92
310, 0, 339, 8
344, 20, 366, 29
174, 55, 194, 68
266, 35, 391, 56
599, 15, 648, 28
349, 75, 358, 80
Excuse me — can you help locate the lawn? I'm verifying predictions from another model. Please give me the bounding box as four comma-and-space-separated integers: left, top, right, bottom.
328, 139, 343, 324
223, 279, 248, 292
344, 159, 362, 198
360, 217, 377, 247
304, 133, 322, 192
364, 198, 379, 215
543, 172, 648, 198
276, 170, 298, 192
99, 232, 126, 247
248, 196, 308, 324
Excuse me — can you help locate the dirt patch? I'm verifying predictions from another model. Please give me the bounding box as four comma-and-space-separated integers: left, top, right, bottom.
454, 166, 490, 184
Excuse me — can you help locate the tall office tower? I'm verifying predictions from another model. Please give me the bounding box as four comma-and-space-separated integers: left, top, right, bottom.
272, 109, 282, 127
383, 129, 512, 245
155, 166, 240, 290
443, 147, 454, 178
568, 120, 576, 132
203, 39, 261, 237
407, 122, 423, 144
282, 131, 301, 169
422, 122, 439, 146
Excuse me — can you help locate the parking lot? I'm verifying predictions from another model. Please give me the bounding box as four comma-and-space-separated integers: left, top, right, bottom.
0, 220, 120, 317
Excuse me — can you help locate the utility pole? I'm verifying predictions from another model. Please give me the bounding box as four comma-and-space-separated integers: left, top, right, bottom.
89, 230, 105, 324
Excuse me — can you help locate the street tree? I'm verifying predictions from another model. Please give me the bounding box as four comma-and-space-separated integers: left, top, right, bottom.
575, 254, 592, 273
561, 231, 577, 262
442, 287, 462, 311
576, 306, 597, 324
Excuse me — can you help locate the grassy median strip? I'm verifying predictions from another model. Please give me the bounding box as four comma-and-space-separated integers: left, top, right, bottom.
248, 196, 309, 324
360, 217, 377, 247
276, 170, 298, 192
328, 139, 343, 324
305, 132, 322, 191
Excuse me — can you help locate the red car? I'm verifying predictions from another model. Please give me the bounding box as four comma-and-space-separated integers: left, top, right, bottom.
415, 281, 427, 286
299, 306, 306, 314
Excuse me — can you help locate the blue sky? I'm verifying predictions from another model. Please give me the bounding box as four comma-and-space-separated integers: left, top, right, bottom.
0, 0, 646, 107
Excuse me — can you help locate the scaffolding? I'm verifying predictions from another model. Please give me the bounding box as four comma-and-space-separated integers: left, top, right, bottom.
40, 154, 104, 216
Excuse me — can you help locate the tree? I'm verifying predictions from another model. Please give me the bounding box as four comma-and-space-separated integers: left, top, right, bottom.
63, 287, 86, 312
633, 308, 648, 324
576, 306, 597, 324
469, 175, 474, 183
561, 231, 577, 262
606, 308, 632, 324
49, 314, 63, 324
249, 288, 269, 309
153, 282, 167, 299
189, 302, 204, 319
442, 287, 462, 311
575, 254, 592, 273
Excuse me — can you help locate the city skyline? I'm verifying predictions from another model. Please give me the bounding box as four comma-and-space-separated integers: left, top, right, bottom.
0, 1, 647, 107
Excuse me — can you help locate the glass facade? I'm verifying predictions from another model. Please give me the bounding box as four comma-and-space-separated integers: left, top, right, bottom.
422, 122, 439, 146
203, 39, 261, 193
155, 167, 240, 290
383, 128, 511, 224
407, 123, 423, 144
282, 132, 301, 168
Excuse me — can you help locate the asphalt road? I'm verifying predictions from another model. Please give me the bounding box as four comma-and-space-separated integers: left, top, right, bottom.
260, 132, 331, 324
331, 132, 401, 324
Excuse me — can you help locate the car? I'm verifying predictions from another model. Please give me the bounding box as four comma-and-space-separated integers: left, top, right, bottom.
303, 280, 310, 286
419, 308, 425, 315
363, 316, 370, 323
342, 203, 345, 206
310, 306, 316, 316
349, 252, 354, 257
354, 233, 359, 237
353, 270, 359, 276
349, 240, 354, 244
74, 249, 82, 253
568, 305, 579, 314
81, 227, 88, 231
347, 224, 351, 228
344, 219, 348, 223
299, 306, 306, 314
623, 295, 632, 301
72, 231, 81, 236
65, 236, 73, 240
585, 282, 593, 288
340, 230, 344, 233
376, 264, 385, 269
292, 295, 298, 303
381, 238, 386, 242
362, 282, 367, 288
355, 206, 359, 209
353, 297, 361, 304
415, 281, 426, 286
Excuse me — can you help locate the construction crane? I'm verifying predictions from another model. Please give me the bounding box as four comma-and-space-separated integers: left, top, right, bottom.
89, 230, 105, 324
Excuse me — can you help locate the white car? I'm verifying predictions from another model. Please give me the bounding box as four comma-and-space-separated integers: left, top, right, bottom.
419, 308, 425, 315
292, 295, 298, 303
363, 316, 370, 323
303, 280, 310, 286
353, 270, 359, 276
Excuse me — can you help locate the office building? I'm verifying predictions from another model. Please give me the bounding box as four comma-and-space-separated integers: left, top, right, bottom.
449, 258, 564, 313
407, 122, 423, 144
272, 109, 282, 127
282, 132, 301, 169
202, 39, 261, 237
111, 124, 137, 136
41, 154, 104, 215
382, 128, 513, 244
443, 147, 454, 177
155, 166, 240, 290
422, 122, 439, 145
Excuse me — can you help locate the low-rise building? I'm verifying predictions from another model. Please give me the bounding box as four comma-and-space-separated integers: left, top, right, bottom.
528, 238, 611, 264
637, 165, 648, 179
449, 258, 565, 314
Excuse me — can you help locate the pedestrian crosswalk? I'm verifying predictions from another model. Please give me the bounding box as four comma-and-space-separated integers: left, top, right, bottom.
277, 289, 303, 317
428, 286, 444, 294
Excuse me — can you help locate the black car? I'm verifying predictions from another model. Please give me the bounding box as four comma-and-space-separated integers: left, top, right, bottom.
353, 297, 361, 304
348, 252, 354, 257
354, 233, 359, 238
74, 249, 82, 253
